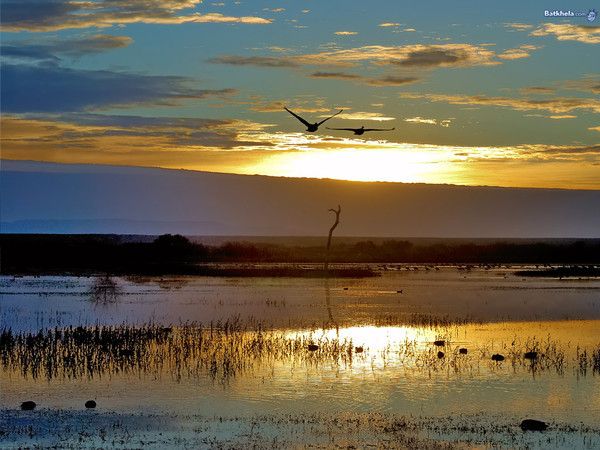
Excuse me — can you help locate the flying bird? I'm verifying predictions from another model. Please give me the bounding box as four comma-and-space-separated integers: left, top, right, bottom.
284, 107, 343, 132
326, 126, 395, 135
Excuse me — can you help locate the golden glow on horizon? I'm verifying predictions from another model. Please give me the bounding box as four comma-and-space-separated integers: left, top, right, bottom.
2, 115, 599, 189
247, 146, 454, 183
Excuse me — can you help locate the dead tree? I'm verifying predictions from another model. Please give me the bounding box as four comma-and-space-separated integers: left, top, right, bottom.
324, 204, 341, 272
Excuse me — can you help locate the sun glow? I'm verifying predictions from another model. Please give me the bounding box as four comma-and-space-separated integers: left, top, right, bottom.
247, 145, 456, 183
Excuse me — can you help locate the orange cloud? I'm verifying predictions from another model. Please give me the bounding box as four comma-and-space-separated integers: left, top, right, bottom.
531, 23, 600, 44
400, 92, 600, 114
0, 0, 271, 32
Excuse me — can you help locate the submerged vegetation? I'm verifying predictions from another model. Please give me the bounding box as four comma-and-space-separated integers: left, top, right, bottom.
3, 409, 600, 449
1, 234, 599, 276
1, 321, 598, 382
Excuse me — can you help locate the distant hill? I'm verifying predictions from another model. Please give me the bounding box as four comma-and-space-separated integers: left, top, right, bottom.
1, 160, 599, 237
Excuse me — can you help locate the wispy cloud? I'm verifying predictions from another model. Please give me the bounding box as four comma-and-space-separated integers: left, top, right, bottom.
207, 55, 300, 67
1, 34, 132, 62
0, 0, 271, 32
310, 71, 362, 80
531, 23, 600, 44
520, 86, 556, 95
298, 44, 500, 68
309, 71, 419, 86
589, 125, 600, 132
404, 117, 452, 127
548, 114, 577, 119
498, 44, 539, 60
333, 112, 395, 121
379, 22, 400, 27
366, 76, 420, 86
1, 63, 236, 112
211, 43, 505, 70
504, 23, 534, 31
334, 31, 358, 35
400, 92, 600, 114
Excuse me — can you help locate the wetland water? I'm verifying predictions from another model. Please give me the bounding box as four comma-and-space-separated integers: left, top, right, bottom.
1, 267, 599, 448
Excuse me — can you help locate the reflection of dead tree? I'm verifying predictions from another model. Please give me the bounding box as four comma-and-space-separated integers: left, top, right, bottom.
324, 204, 341, 273
89, 275, 120, 304
324, 277, 338, 334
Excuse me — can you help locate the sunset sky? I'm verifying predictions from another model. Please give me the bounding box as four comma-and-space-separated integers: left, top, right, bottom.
1, 1, 599, 189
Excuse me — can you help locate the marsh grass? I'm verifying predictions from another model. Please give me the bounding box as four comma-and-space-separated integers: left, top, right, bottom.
1, 321, 598, 382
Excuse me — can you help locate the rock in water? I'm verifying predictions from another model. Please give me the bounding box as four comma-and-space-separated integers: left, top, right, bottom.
21, 401, 36, 411
433, 340, 445, 347
459, 348, 468, 354
85, 400, 97, 409
491, 354, 505, 362
354, 346, 364, 353
437, 351, 445, 359
524, 351, 538, 360
520, 419, 547, 431
307, 344, 319, 351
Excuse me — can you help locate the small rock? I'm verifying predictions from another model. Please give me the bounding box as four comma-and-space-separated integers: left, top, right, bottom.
524, 351, 538, 360
343, 287, 349, 291
397, 290, 403, 294
307, 344, 319, 351
437, 351, 445, 359
354, 346, 364, 353
21, 401, 36, 411
459, 348, 468, 354
433, 340, 445, 347
520, 419, 547, 431
85, 400, 97, 409
491, 354, 505, 362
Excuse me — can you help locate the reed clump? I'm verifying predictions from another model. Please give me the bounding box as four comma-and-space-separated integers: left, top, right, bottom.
1, 322, 598, 382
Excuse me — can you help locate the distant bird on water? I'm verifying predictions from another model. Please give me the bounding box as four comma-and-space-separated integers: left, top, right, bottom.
284, 107, 343, 132
326, 125, 395, 135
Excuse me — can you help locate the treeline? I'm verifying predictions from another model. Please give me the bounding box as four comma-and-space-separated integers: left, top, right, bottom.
1, 234, 599, 275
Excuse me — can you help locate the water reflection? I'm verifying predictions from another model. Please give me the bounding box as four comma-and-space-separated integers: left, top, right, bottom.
88, 275, 120, 304
323, 277, 338, 332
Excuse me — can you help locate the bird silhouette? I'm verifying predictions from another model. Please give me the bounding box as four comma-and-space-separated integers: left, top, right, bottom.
284, 107, 343, 132
326, 125, 395, 135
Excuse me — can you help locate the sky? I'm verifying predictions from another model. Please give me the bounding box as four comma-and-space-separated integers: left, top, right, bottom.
1, 0, 599, 189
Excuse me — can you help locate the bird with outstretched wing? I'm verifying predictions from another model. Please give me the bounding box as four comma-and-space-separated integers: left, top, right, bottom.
326, 125, 395, 135
284, 107, 343, 132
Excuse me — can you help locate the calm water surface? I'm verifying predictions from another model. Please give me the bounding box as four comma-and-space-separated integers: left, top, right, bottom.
1, 268, 599, 447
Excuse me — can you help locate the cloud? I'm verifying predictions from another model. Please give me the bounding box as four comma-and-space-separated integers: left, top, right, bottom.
497, 44, 539, 60
366, 76, 419, 86
0, 0, 271, 32
404, 117, 452, 127
400, 92, 600, 114
309, 71, 419, 87
334, 31, 357, 35
1, 34, 132, 62
530, 23, 600, 44
520, 86, 555, 95
1, 63, 236, 112
548, 115, 577, 119
405, 117, 436, 125
249, 99, 332, 113
504, 23, 534, 31
3, 115, 599, 189
562, 77, 600, 94
213, 44, 502, 70
309, 71, 361, 80
379, 22, 400, 27
333, 112, 395, 121
298, 44, 500, 68
589, 126, 600, 132
207, 55, 300, 67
